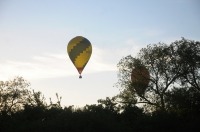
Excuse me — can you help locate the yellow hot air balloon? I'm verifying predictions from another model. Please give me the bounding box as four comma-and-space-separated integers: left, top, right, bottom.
67, 36, 92, 78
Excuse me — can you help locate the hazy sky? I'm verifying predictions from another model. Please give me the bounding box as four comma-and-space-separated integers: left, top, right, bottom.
0, 0, 200, 107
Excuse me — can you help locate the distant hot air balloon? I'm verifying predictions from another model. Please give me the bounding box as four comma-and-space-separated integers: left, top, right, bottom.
67, 36, 92, 78
131, 66, 150, 95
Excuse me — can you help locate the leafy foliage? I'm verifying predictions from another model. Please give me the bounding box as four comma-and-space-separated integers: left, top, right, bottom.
0, 77, 32, 114
116, 38, 200, 112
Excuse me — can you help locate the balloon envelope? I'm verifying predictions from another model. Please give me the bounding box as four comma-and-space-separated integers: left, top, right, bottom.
131, 66, 150, 95
67, 36, 92, 78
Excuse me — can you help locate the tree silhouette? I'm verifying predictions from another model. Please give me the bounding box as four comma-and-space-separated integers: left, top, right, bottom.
0, 77, 32, 114
116, 38, 200, 112
173, 38, 200, 91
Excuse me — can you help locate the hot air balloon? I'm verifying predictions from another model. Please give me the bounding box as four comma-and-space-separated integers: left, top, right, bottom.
131, 66, 150, 95
67, 36, 92, 78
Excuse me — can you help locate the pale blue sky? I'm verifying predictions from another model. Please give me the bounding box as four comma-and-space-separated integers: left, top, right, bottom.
0, 0, 200, 106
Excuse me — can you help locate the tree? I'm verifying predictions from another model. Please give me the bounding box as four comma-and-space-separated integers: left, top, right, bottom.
0, 77, 46, 114
97, 97, 120, 113
0, 77, 31, 114
165, 87, 200, 115
116, 38, 200, 112
172, 38, 200, 91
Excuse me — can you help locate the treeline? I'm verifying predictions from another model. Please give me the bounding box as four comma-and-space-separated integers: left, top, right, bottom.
0, 38, 200, 132
0, 90, 199, 132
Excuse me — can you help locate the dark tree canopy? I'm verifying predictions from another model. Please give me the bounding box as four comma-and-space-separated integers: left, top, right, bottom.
116, 38, 200, 112
0, 77, 32, 114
